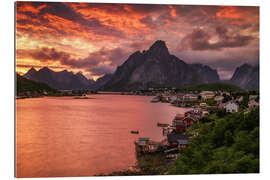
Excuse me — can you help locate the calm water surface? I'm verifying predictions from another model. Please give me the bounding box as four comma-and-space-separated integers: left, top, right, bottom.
16, 95, 190, 177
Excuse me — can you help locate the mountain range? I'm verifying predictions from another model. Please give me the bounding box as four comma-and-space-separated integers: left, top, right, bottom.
23, 67, 95, 90
22, 40, 259, 91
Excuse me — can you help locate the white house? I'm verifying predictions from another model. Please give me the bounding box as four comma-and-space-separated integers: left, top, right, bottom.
224, 101, 239, 113
248, 100, 259, 108
249, 95, 258, 101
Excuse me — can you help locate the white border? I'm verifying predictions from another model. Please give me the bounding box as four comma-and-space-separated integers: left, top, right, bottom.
1, 0, 269, 180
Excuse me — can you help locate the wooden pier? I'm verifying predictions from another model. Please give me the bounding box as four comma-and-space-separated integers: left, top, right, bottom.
134, 138, 167, 155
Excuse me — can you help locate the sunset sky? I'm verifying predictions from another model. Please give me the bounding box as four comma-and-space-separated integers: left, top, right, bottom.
16, 2, 259, 80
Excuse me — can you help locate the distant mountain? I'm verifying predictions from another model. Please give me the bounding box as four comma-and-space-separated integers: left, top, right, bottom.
23, 67, 37, 79
178, 82, 245, 92
103, 40, 220, 91
23, 67, 94, 90
230, 64, 259, 91
94, 74, 113, 90
17, 73, 55, 94
75, 72, 95, 86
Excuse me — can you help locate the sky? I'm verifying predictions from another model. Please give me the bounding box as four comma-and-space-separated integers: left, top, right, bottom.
16, 2, 259, 80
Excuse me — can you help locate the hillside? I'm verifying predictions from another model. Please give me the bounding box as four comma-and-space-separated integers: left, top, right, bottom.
169, 108, 259, 174
177, 82, 245, 92
17, 73, 55, 94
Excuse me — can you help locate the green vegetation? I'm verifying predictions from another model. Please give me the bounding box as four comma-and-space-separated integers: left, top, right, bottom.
107, 108, 259, 176
134, 152, 171, 175
178, 82, 245, 93
101, 152, 172, 176
169, 108, 259, 174
231, 91, 259, 110
16, 73, 56, 94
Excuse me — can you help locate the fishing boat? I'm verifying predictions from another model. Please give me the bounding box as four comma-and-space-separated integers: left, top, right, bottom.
74, 96, 89, 99
131, 130, 139, 134
157, 123, 169, 127
151, 97, 160, 103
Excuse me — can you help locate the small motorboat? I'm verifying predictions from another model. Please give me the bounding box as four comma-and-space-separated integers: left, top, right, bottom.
151, 97, 160, 103
157, 123, 169, 127
131, 130, 139, 134
74, 96, 89, 99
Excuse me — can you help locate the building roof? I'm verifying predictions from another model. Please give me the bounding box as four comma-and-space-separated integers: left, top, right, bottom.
214, 96, 224, 100
175, 121, 186, 126
167, 133, 188, 143
200, 91, 215, 95
177, 139, 188, 145
187, 115, 198, 121
174, 114, 185, 120
138, 137, 150, 142
185, 109, 202, 116
248, 100, 259, 105
225, 101, 238, 106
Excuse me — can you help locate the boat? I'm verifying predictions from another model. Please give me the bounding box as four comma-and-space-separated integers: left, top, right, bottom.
131, 130, 139, 134
151, 97, 160, 103
157, 123, 169, 127
74, 96, 89, 99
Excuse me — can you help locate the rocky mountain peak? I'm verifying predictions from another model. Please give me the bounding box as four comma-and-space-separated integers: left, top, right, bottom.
75, 71, 88, 80
148, 40, 169, 58
29, 67, 37, 72
24, 67, 37, 79
39, 66, 53, 73
76, 71, 83, 76
103, 40, 220, 91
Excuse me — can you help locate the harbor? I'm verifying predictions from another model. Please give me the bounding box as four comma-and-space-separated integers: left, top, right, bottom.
134, 108, 205, 160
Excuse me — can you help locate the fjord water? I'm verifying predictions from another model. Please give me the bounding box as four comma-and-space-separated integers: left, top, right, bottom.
16, 95, 189, 177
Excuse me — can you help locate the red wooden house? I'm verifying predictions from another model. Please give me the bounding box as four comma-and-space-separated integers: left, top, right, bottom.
167, 132, 188, 149
175, 121, 187, 132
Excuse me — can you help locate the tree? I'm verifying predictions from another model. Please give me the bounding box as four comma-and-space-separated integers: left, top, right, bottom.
170, 108, 259, 174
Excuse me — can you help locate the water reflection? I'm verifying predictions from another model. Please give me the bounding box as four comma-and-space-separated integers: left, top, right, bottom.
16, 95, 189, 177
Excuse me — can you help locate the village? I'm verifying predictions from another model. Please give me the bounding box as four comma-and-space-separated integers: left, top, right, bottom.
133, 88, 259, 163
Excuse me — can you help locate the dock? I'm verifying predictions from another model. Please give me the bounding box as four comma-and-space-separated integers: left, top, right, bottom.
134, 138, 167, 155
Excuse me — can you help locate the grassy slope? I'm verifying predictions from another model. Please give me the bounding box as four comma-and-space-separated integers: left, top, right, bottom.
169, 108, 259, 174
16, 73, 55, 94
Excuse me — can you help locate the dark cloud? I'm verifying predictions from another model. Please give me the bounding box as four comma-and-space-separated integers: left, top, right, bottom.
17, 47, 130, 76
17, 2, 125, 39
126, 4, 168, 14
179, 27, 254, 51
88, 64, 115, 76
31, 47, 70, 62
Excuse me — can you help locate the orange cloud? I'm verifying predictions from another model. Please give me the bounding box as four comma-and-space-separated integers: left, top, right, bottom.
69, 3, 152, 35
216, 6, 243, 19
168, 5, 177, 18
16, 2, 47, 14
